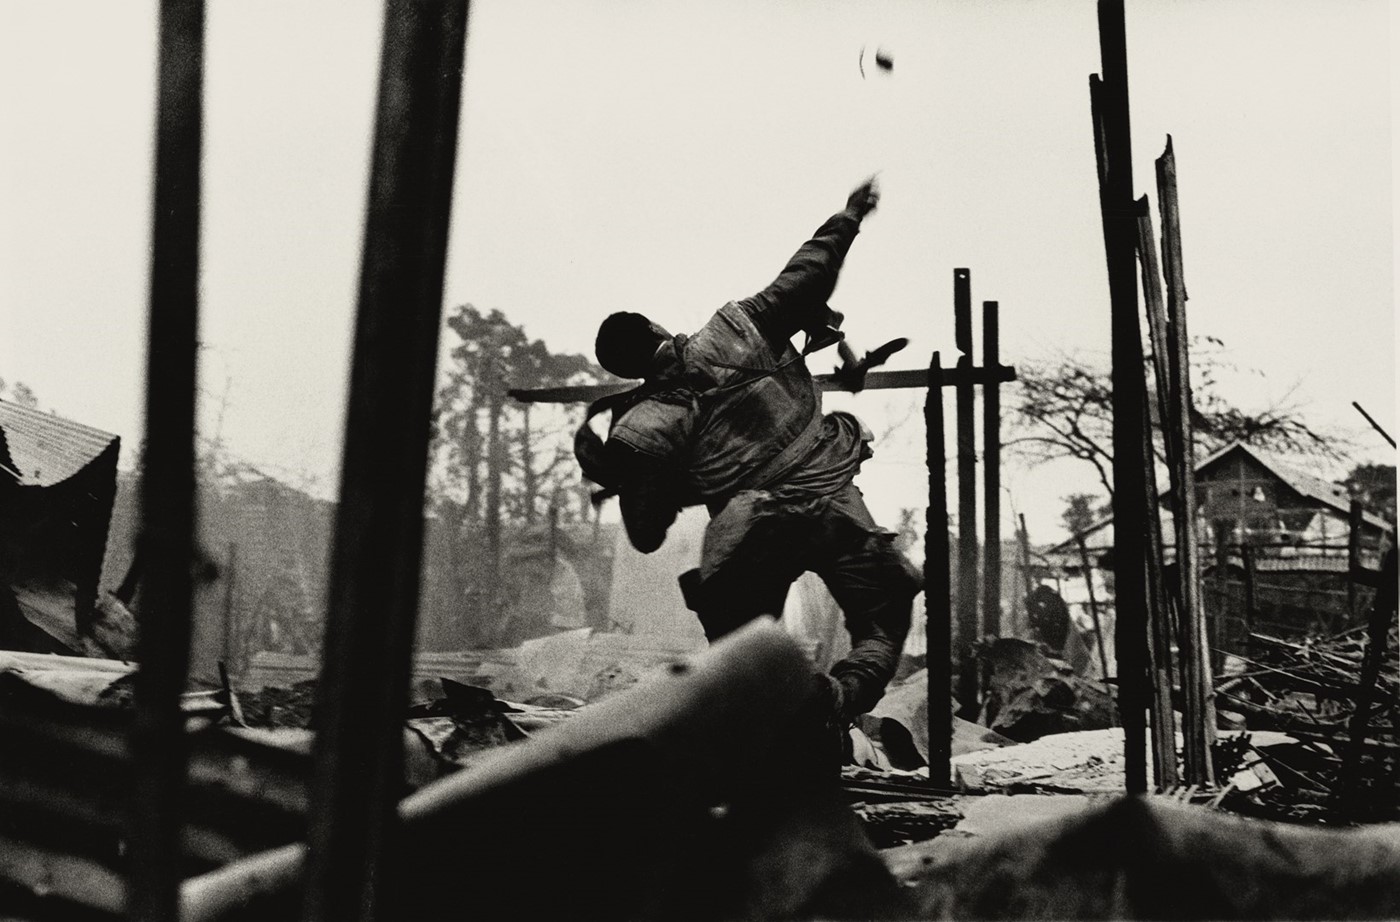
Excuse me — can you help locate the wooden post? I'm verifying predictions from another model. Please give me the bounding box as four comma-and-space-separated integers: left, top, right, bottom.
1348, 499, 1364, 620
953, 269, 980, 716
1076, 536, 1112, 686
1213, 532, 1231, 677
1135, 199, 1181, 789
1157, 135, 1215, 781
221, 542, 238, 674
925, 352, 952, 788
1091, 0, 1150, 794
1341, 547, 1398, 808
1241, 542, 1257, 653
1016, 513, 1034, 638
301, 4, 469, 921
982, 301, 1002, 638
128, 2, 204, 919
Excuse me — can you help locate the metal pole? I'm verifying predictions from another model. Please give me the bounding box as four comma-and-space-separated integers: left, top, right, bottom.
1092, 0, 1150, 794
1156, 135, 1215, 782
1352, 401, 1397, 449
982, 301, 1002, 638
953, 269, 980, 716
127, 1, 204, 919
925, 352, 952, 787
302, 4, 469, 921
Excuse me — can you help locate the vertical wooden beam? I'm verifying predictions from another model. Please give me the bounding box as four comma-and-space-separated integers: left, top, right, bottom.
981, 301, 1002, 638
1075, 536, 1112, 689
1341, 547, 1398, 807
221, 542, 238, 672
925, 352, 952, 788
1092, 0, 1149, 794
953, 269, 980, 715
127, 1, 204, 919
1018, 513, 1034, 599
301, 3, 469, 921
1135, 198, 1180, 790
1348, 499, 1364, 619
1241, 542, 1257, 653
1156, 135, 1215, 783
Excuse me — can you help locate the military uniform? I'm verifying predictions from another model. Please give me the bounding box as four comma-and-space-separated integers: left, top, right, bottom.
603, 205, 921, 723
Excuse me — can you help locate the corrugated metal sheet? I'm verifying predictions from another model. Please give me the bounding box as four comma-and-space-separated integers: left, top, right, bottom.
0, 399, 119, 487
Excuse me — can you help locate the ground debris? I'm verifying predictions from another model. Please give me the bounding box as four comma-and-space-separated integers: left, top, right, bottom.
975, 637, 1115, 742
238, 679, 318, 729
1215, 621, 1398, 823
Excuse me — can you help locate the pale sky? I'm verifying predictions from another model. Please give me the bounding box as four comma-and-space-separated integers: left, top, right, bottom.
0, 0, 1394, 545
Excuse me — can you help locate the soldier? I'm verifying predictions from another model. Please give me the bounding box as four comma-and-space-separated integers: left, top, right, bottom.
576, 177, 920, 734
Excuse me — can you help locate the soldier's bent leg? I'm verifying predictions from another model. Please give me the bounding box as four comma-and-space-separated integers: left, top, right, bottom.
815, 487, 922, 721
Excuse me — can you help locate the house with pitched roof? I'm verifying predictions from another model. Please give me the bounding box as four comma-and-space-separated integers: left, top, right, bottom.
1041, 441, 1394, 652
0, 399, 121, 653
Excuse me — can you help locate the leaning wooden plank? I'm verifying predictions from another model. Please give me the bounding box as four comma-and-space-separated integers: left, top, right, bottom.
1155, 135, 1216, 783
182, 619, 819, 921
1134, 198, 1181, 790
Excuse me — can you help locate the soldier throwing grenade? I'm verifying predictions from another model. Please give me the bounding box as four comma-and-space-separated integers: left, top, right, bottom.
575, 176, 920, 761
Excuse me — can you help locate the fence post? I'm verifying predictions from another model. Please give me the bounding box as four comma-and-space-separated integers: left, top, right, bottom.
981, 301, 1002, 638
953, 269, 980, 716
301, 3, 469, 920
925, 352, 952, 788
1156, 137, 1215, 781
127, 1, 205, 919
1091, 0, 1150, 794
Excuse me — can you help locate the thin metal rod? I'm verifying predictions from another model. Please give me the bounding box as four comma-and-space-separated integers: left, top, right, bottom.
1093, 0, 1149, 794
953, 269, 979, 716
925, 351, 952, 787
127, 1, 204, 918
301, 3, 469, 921
1352, 401, 1396, 448
981, 301, 1002, 638
1156, 135, 1216, 781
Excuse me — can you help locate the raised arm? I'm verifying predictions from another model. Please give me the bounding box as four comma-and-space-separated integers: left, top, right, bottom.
740, 177, 881, 348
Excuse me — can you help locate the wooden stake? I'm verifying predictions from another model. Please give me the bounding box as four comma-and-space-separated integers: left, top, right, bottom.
925, 352, 953, 788
954, 270, 980, 716
301, 4, 469, 920
1156, 135, 1215, 783
1092, 0, 1150, 794
128, 2, 204, 918
1135, 199, 1181, 790
982, 302, 1002, 638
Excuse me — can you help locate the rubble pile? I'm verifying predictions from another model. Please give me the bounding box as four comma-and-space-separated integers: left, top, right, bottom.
975, 637, 1115, 742
1215, 624, 1398, 823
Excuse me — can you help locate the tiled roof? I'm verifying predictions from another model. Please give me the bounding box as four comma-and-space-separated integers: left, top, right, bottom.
0, 399, 119, 487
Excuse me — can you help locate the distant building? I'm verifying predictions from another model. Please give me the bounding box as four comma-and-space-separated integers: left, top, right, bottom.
0, 399, 120, 653
1043, 441, 1395, 649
